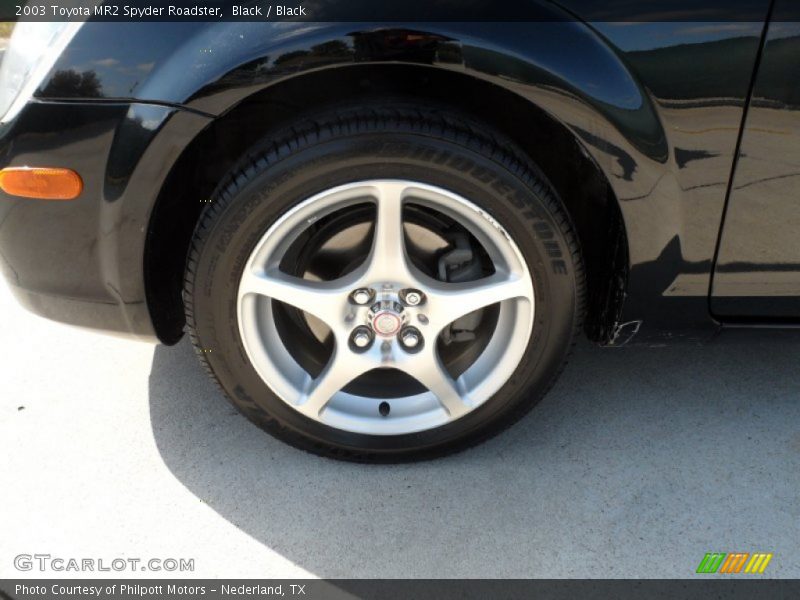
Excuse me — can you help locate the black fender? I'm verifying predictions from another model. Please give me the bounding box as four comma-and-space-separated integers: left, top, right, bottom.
36, 5, 769, 342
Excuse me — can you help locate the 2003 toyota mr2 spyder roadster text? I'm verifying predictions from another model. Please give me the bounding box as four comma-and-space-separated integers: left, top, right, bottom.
1, 1, 799, 461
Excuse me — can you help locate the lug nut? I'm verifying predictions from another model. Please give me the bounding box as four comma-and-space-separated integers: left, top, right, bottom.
402, 289, 424, 306
399, 327, 422, 351
351, 288, 373, 305
351, 326, 373, 350
402, 331, 420, 347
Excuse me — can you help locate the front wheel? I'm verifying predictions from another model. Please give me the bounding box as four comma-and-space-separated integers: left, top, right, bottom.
184, 106, 584, 462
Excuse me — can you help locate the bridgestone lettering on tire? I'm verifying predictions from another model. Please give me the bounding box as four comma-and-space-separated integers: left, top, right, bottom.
184, 105, 585, 462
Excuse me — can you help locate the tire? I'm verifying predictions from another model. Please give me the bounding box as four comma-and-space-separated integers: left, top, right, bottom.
184, 104, 585, 462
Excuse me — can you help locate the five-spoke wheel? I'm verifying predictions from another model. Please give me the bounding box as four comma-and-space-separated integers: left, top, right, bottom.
237, 181, 535, 435
184, 105, 583, 460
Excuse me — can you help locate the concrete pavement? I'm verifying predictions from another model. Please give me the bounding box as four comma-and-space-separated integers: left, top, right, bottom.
1, 279, 799, 578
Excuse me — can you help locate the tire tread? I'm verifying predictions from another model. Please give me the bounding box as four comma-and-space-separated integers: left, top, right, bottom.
183, 104, 586, 462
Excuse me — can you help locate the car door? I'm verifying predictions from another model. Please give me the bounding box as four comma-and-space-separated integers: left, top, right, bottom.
712, 2, 800, 319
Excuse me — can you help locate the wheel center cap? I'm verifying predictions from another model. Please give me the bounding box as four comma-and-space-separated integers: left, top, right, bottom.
372, 311, 402, 337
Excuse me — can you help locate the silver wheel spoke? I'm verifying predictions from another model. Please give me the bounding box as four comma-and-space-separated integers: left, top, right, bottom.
239, 268, 347, 326
365, 182, 410, 279
409, 350, 470, 418
427, 272, 530, 329
296, 349, 367, 418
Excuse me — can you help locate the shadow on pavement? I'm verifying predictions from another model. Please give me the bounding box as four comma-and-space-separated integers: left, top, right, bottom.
148, 333, 800, 578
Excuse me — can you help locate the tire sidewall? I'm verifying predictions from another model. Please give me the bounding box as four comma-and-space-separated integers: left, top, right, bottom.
190, 130, 579, 458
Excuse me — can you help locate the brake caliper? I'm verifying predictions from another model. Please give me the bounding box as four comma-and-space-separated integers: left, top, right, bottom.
437, 232, 483, 344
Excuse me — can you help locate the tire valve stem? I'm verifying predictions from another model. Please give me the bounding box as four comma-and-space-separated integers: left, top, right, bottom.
379, 401, 390, 417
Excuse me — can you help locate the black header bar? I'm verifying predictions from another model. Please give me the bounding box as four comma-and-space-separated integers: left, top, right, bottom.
3, 0, 799, 23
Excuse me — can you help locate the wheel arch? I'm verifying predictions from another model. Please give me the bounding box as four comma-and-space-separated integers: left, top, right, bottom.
145, 61, 629, 345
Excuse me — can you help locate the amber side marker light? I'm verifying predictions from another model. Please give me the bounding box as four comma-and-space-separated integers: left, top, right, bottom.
0, 167, 83, 200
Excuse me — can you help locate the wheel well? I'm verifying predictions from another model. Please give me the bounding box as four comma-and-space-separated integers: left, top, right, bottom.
145, 64, 628, 345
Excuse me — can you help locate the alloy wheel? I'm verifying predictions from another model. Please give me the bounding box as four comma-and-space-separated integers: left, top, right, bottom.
237, 180, 535, 435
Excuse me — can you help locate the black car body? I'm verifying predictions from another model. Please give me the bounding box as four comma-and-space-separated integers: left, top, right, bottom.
1, 1, 799, 459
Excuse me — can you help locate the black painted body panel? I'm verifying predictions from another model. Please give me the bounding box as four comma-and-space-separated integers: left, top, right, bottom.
0, 101, 211, 339
2, 1, 799, 342
712, 1, 800, 319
